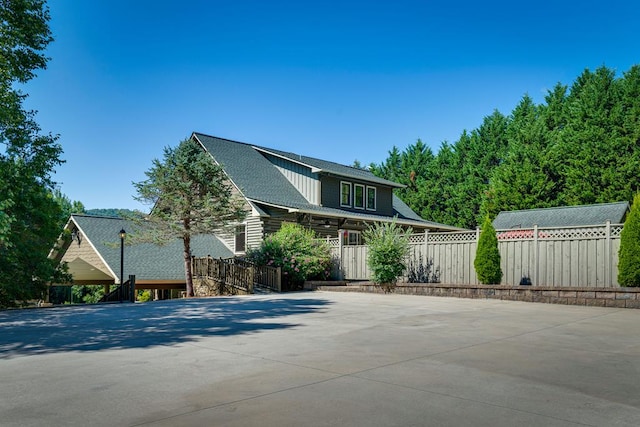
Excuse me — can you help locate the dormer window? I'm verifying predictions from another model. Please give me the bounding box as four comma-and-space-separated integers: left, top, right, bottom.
354, 184, 365, 209
366, 186, 376, 211
340, 182, 352, 207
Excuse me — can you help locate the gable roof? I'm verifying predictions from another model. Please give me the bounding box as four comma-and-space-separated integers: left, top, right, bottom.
194, 133, 310, 209
192, 132, 462, 231
493, 202, 630, 229
62, 215, 232, 283
253, 145, 404, 188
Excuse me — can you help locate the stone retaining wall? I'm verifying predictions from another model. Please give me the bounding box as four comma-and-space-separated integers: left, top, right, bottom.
303, 281, 640, 309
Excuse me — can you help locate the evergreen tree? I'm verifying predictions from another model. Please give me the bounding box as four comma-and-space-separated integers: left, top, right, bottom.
133, 138, 247, 297
618, 194, 640, 287
482, 95, 556, 218
474, 216, 502, 284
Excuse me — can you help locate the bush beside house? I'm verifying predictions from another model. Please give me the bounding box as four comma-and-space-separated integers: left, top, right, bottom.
618, 194, 640, 287
474, 216, 502, 284
247, 223, 331, 290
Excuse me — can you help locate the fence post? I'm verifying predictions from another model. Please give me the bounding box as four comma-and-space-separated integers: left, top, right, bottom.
338, 231, 344, 280
475, 227, 480, 285
129, 274, 136, 302
424, 229, 429, 265
533, 224, 538, 286
605, 220, 611, 287
276, 267, 282, 292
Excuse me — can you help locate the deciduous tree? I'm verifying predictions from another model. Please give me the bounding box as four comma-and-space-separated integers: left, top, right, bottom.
0, 0, 67, 307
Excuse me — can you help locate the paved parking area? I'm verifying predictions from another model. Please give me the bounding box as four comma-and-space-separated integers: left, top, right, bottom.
1, 292, 639, 426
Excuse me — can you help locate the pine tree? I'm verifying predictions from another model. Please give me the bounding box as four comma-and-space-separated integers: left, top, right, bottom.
618, 194, 640, 287
133, 138, 247, 297
474, 216, 502, 284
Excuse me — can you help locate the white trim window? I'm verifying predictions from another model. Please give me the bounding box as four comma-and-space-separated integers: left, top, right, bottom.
340, 181, 352, 207
354, 184, 365, 209
235, 224, 246, 253
366, 186, 376, 211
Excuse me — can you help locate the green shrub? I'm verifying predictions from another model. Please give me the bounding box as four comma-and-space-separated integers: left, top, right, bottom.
137, 290, 152, 302
618, 194, 640, 287
407, 257, 440, 283
246, 223, 331, 290
71, 285, 105, 304
474, 216, 502, 284
363, 220, 411, 292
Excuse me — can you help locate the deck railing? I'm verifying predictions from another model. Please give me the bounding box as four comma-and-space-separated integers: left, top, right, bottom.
192, 257, 281, 293
99, 275, 136, 303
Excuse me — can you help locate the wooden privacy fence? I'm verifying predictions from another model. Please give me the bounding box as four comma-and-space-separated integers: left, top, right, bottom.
329, 222, 624, 288
192, 256, 282, 293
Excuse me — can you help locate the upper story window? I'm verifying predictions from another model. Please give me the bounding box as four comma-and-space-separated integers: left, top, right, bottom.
340, 180, 376, 211
366, 186, 376, 211
340, 182, 352, 207
354, 184, 365, 209
235, 225, 246, 253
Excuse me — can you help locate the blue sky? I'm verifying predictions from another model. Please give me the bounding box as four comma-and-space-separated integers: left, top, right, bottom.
23, 0, 640, 211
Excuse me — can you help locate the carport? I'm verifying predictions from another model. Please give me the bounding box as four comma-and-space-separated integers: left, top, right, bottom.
48, 214, 233, 301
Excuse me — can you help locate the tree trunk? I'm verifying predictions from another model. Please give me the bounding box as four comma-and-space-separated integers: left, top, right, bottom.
183, 219, 194, 297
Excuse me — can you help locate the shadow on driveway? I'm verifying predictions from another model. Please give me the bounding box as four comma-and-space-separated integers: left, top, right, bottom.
0, 296, 331, 358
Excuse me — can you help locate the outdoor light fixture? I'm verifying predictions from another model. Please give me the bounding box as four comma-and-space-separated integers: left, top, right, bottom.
119, 228, 126, 302
323, 220, 331, 228
71, 229, 82, 246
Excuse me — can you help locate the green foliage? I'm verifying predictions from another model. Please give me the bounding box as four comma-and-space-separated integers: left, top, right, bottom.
372, 64, 640, 229
474, 216, 502, 284
84, 208, 136, 218
71, 285, 105, 304
0, 0, 69, 307
246, 223, 331, 290
136, 290, 152, 302
52, 188, 85, 225
618, 194, 640, 287
362, 220, 411, 292
406, 258, 440, 283
133, 138, 247, 296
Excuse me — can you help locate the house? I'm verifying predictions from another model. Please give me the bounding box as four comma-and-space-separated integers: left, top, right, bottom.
49, 133, 460, 297
493, 201, 630, 230
49, 214, 232, 296
191, 132, 461, 254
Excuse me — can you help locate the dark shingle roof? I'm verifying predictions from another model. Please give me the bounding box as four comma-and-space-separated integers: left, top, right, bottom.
194, 133, 310, 208
192, 132, 460, 230
72, 215, 232, 281
254, 146, 404, 188
493, 202, 629, 229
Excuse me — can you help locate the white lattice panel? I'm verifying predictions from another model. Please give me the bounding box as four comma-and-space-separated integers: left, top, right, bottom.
428, 232, 477, 243
325, 238, 340, 248
408, 234, 425, 244
497, 229, 535, 240
611, 225, 623, 237
541, 227, 607, 240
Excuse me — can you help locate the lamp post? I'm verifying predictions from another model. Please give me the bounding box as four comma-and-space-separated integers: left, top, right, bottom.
119, 228, 126, 302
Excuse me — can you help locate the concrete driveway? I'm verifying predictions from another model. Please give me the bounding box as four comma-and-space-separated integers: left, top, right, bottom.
1, 292, 639, 426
